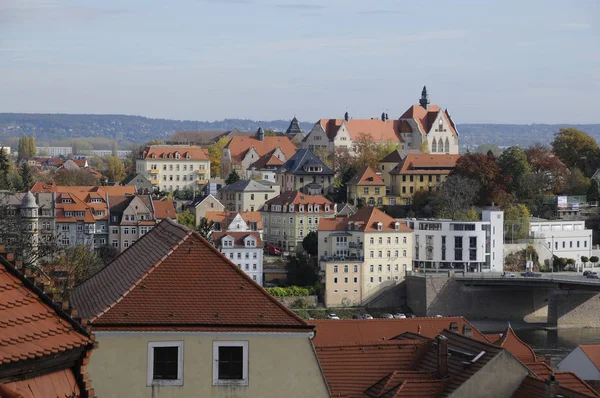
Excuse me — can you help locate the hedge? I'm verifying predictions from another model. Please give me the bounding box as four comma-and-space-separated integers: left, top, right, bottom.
266, 286, 317, 297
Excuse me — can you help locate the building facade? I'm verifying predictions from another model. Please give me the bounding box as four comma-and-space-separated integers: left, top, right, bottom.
318, 207, 413, 307
261, 191, 334, 252
406, 210, 504, 273
529, 219, 593, 268
276, 148, 334, 195
212, 231, 263, 285
35, 146, 73, 157
218, 180, 280, 212
187, 194, 225, 225
136, 145, 211, 192
346, 166, 386, 207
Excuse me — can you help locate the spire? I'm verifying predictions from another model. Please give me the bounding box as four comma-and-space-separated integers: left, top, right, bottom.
344, 111, 349, 122
285, 117, 302, 135
257, 127, 264, 142
419, 85, 430, 110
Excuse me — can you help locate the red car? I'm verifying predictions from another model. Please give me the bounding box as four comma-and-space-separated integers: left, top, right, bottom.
265, 244, 281, 255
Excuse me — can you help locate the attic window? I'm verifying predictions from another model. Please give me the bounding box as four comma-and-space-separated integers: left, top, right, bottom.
62, 198, 73, 204
151, 154, 156, 159
168, 154, 173, 159
308, 205, 313, 212
325, 205, 330, 212
175, 152, 180, 159
395, 222, 399, 231
377, 222, 382, 231
162, 154, 167, 159
186, 154, 191, 159
299, 205, 304, 212
289, 205, 294, 212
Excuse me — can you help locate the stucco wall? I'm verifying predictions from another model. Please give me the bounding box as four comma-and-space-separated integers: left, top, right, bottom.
88, 332, 329, 398
558, 347, 600, 380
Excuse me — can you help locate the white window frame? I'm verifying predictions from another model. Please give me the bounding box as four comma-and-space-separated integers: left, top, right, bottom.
147, 341, 184, 387
212, 341, 249, 386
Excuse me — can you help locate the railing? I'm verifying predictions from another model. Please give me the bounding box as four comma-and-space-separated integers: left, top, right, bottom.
150, 179, 160, 185
454, 272, 600, 284
349, 242, 363, 249
320, 255, 364, 262
148, 169, 160, 174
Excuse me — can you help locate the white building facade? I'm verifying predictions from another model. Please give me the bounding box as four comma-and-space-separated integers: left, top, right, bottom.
529, 219, 593, 266
213, 231, 263, 285
406, 210, 504, 272
36, 146, 73, 157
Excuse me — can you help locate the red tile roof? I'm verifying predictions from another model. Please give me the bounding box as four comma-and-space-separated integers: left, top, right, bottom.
250, 152, 285, 169
31, 181, 135, 196
318, 207, 411, 233
212, 231, 263, 248
205, 211, 264, 229
311, 317, 488, 347
152, 199, 176, 219
0, 369, 81, 398
400, 104, 458, 137
524, 362, 600, 397
70, 218, 311, 332
262, 191, 333, 209
389, 153, 460, 175
226, 136, 297, 162
347, 165, 385, 186
494, 325, 537, 363
580, 345, 600, 371
141, 145, 209, 161
317, 118, 405, 143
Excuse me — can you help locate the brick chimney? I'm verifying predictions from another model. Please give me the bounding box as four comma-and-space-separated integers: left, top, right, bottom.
436, 335, 449, 378
544, 354, 552, 367
545, 373, 559, 398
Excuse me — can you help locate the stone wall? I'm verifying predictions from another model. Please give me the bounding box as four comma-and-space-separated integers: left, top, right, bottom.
548, 290, 600, 327
275, 295, 318, 309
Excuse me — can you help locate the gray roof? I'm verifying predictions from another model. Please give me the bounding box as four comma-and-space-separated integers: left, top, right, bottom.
219, 180, 275, 193
21, 191, 39, 209
276, 148, 333, 176
70, 219, 191, 319
285, 117, 303, 135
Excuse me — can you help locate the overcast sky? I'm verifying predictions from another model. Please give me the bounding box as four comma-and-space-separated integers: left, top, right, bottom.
1, 0, 598, 124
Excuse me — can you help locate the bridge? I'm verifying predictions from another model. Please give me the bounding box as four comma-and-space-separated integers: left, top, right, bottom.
405, 271, 600, 328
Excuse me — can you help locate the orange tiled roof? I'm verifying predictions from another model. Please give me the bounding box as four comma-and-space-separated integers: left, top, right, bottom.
141, 145, 209, 161
318, 207, 411, 233
524, 362, 600, 397
347, 165, 385, 186
226, 136, 297, 162
311, 317, 488, 347
513, 374, 598, 398
70, 219, 312, 332
400, 104, 458, 137
579, 345, 600, 371
494, 325, 537, 363
205, 211, 264, 229
317, 118, 405, 143
152, 200, 176, 219
249, 152, 285, 170
389, 153, 460, 175
212, 231, 263, 248
263, 191, 334, 209
31, 182, 135, 196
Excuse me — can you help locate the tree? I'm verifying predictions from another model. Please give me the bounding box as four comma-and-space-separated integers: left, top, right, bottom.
314, 147, 333, 170
590, 256, 599, 267
286, 253, 318, 286
111, 140, 119, 156
226, 170, 241, 185
504, 204, 531, 242
563, 168, 590, 196
525, 144, 568, 194
96, 244, 120, 265
20, 162, 34, 190
302, 231, 318, 257
196, 217, 213, 239
332, 164, 358, 203
105, 156, 126, 183
18, 136, 36, 160
551, 128, 599, 173
353, 133, 398, 170
263, 129, 277, 136
498, 146, 531, 193
589, 179, 600, 202
431, 175, 480, 219
207, 136, 229, 177
54, 169, 99, 186
146, 139, 165, 145
177, 210, 196, 229
451, 153, 509, 206
0, 148, 12, 190
475, 144, 501, 157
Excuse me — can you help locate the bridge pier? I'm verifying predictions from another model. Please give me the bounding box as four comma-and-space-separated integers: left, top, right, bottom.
548, 290, 600, 327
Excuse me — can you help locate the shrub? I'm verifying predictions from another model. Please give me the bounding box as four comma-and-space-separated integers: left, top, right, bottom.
265, 285, 317, 297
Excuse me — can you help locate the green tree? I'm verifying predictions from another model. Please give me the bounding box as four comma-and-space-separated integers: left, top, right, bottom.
196, 217, 213, 239
566, 258, 576, 270
207, 136, 229, 177
111, 140, 118, 156
475, 144, 502, 156
41, 244, 103, 297
263, 129, 277, 136
302, 231, 318, 257
590, 256, 599, 267
498, 146, 531, 193
226, 170, 241, 185
146, 139, 165, 145
581, 256, 589, 267
286, 253, 318, 286
504, 204, 531, 242
333, 164, 358, 203
54, 169, 99, 186
20, 162, 34, 190
17, 136, 36, 159
0, 148, 11, 190
177, 210, 196, 229
431, 175, 480, 219
551, 128, 598, 173
105, 156, 126, 183
564, 168, 590, 195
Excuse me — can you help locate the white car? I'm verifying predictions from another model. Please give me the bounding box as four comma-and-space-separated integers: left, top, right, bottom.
327, 314, 340, 320
393, 313, 407, 319
363, 314, 374, 320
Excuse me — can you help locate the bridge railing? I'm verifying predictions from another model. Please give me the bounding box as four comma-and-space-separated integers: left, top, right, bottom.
454, 272, 600, 284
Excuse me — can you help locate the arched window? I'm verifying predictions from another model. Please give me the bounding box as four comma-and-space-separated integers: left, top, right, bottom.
438, 119, 443, 131
445, 138, 450, 153
431, 139, 437, 153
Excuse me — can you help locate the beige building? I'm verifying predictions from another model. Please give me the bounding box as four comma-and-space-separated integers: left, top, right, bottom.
70, 219, 329, 398
318, 207, 413, 307
187, 194, 225, 225
218, 180, 280, 212
136, 145, 211, 192
346, 166, 386, 207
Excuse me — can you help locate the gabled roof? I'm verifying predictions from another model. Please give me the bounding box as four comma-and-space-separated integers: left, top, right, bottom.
276, 148, 333, 175
225, 136, 297, 162
579, 345, 600, 371
70, 218, 311, 331
311, 317, 488, 347
212, 231, 263, 248
513, 374, 598, 398
315, 118, 405, 143
206, 211, 263, 229
189, 194, 223, 209
389, 154, 460, 175
318, 207, 411, 233
249, 152, 285, 170
140, 145, 209, 161
494, 325, 537, 363
380, 149, 404, 164
219, 179, 276, 192
346, 165, 385, 186
31, 181, 135, 196
523, 361, 600, 397
262, 191, 333, 208
152, 199, 176, 219
400, 104, 458, 137
285, 117, 303, 135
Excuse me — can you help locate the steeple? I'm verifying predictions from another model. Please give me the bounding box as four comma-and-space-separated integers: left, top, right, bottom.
257, 127, 264, 142
419, 85, 430, 110
344, 111, 349, 122
285, 117, 303, 135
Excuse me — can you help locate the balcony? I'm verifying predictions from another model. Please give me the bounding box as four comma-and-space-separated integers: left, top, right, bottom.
150, 179, 160, 185
320, 255, 364, 262
195, 169, 207, 174
197, 179, 209, 185
148, 169, 160, 174
349, 242, 363, 249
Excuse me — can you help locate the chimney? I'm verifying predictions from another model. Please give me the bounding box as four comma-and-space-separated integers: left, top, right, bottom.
381, 112, 386, 122
344, 111, 349, 122
462, 324, 472, 338
257, 127, 265, 142
544, 354, 552, 367
436, 335, 449, 378
545, 374, 559, 398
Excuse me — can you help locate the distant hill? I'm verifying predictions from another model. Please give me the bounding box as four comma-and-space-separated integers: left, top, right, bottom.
0, 113, 598, 151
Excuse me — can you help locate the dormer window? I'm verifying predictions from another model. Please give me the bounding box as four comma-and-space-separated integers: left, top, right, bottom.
315, 205, 319, 212
347, 221, 353, 230
162, 154, 167, 159
62, 198, 73, 204
282, 205, 287, 212
151, 154, 156, 159
299, 205, 304, 212
308, 205, 313, 212
325, 205, 330, 212
168, 153, 173, 159
264, 205, 269, 212
186, 154, 191, 159
395, 222, 399, 231
289, 205, 294, 212
175, 152, 180, 159
377, 222, 382, 231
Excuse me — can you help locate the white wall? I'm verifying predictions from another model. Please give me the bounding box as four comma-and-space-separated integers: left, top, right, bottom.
558, 347, 600, 380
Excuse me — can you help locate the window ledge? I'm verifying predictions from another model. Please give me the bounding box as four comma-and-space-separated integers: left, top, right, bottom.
149, 379, 183, 387
213, 379, 249, 387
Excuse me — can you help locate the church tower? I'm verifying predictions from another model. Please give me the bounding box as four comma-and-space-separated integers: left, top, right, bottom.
419, 86, 430, 110
20, 191, 39, 265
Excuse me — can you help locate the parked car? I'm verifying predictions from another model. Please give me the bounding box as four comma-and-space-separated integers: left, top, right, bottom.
393, 313, 407, 319
583, 271, 591, 277
587, 272, 599, 279
327, 313, 340, 320
524, 271, 535, 277
380, 313, 394, 319
363, 314, 373, 320
265, 244, 281, 255
352, 314, 364, 319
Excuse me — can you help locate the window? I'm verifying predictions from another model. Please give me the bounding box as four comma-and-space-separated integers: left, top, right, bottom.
147, 341, 183, 386
354, 265, 358, 272
353, 277, 358, 283
344, 265, 348, 273
333, 265, 338, 273
363, 187, 369, 195
334, 277, 338, 283
112, 240, 118, 248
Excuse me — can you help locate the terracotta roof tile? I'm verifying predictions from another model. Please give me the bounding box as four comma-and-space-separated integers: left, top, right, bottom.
225, 136, 296, 162
494, 326, 537, 363
263, 191, 334, 209
317, 119, 405, 143
513, 374, 599, 398
152, 200, 176, 219
70, 219, 311, 331
399, 104, 458, 137
524, 362, 600, 397
347, 165, 385, 186
212, 231, 263, 248
580, 345, 600, 371
318, 207, 411, 233
380, 150, 404, 164
389, 154, 460, 175
0, 369, 81, 398
141, 145, 209, 161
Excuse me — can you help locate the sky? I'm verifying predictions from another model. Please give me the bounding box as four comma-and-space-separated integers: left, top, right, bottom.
1, 0, 599, 124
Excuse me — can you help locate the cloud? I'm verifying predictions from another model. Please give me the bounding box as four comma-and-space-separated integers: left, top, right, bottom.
559, 23, 592, 31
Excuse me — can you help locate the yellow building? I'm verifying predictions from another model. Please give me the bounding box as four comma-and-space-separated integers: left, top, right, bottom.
318, 207, 413, 307
389, 153, 460, 205
346, 166, 386, 207
70, 218, 329, 398
378, 149, 403, 188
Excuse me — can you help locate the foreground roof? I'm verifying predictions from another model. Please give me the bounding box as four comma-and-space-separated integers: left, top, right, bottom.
579, 345, 600, 371
262, 191, 333, 208
70, 218, 311, 332
522, 362, 600, 397
493, 325, 537, 363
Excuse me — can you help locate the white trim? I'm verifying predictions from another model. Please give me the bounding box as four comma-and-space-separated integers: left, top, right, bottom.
147, 341, 184, 387
96, 331, 314, 339
213, 341, 249, 386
